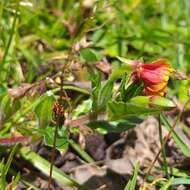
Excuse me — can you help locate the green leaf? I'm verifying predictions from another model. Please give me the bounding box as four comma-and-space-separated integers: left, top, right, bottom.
19, 146, 89, 190
35, 95, 54, 128
130, 161, 139, 190
129, 96, 149, 105
11, 172, 21, 189
68, 139, 94, 163
80, 48, 101, 62
87, 117, 143, 134
172, 178, 190, 186
159, 178, 173, 190
108, 101, 160, 120
44, 126, 68, 151
0, 93, 21, 122
150, 96, 175, 109
4, 93, 53, 131
118, 74, 127, 101
92, 29, 105, 43
160, 113, 190, 157
123, 80, 144, 102
91, 73, 114, 113
0, 94, 11, 119
72, 99, 92, 118
169, 167, 190, 178
124, 161, 138, 190
116, 56, 133, 65
0, 86, 7, 94
91, 72, 101, 112
124, 179, 131, 190
0, 144, 18, 190
129, 96, 175, 110
109, 65, 132, 81
97, 80, 114, 112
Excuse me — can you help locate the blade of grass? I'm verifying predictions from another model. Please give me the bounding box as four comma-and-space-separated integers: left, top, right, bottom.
160, 113, 190, 157
124, 161, 138, 190
0, 144, 18, 190
124, 180, 131, 190
19, 146, 89, 190
1, 1, 19, 71
11, 172, 20, 189
144, 97, 190, 181
68, 139, 95, 163
9, 168, 40, 190
159, 178, 173, 190
158, 115, 169, 178
172, 177, 190, 186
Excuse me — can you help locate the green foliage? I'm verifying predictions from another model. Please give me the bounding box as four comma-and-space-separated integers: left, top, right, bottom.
109, 64, 132, 81
160, 114, 190, 157
91, 73, 114, 113
130, 96, 176, 109
44, 126, 68, 151
122, 80, 144, 102
35, 95, 54, 128
0, 0, 190, 189
97, 80, 114, 111
72, 99, 92, 118
124, 161, 138, 190
80, 48, 102, 62
87, 118, 143, 134
108, 101, 160, 120
68, 139, 94, 163
19, 146, 89, 190
159, 178, 173, 190
0, 144, 19, 190
172, 178, 190, 186
0, 93, 21, 122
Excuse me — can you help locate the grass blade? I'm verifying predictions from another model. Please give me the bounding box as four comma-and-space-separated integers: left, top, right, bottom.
159, 178, 173, 190
0, 144, 18, 189
124, 161, 138, 190
160, 113, 190, 157
19, 146, 89, 190
69, 139, 95, 163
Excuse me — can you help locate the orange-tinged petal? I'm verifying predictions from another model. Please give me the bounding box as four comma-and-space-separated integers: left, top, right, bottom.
131, 58, 173, 96
145, 86, 167, 96
145, 82, 167, 92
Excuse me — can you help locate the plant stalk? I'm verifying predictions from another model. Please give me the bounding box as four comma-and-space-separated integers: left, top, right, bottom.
48, 124, 59, 190
158, 115, 169, 178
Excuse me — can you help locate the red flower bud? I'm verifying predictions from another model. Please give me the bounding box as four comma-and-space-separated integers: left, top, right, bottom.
131, 59, 173, 96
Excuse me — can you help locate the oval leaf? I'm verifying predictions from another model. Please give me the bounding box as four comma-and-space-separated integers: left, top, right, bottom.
108, 101, 160, 120
129, 96, 175, 110
44, 126, 68, 151
80, 48, 101, 62
35, 95, 54, 128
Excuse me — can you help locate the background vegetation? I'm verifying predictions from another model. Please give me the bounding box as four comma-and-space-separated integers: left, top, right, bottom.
0, 0, 190, 190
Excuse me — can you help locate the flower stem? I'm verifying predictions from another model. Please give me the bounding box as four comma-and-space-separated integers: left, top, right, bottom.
48, 124, 59, 190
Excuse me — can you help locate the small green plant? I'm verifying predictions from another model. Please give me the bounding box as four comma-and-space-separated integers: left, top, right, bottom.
0, 1, 190, 190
